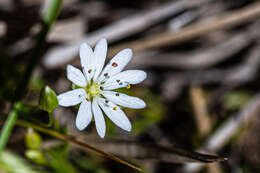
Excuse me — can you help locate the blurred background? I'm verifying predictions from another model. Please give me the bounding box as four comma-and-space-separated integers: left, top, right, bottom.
1, 0, 260, 172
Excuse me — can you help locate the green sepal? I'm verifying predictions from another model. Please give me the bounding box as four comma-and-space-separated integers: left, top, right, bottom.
39, 86, 58, 113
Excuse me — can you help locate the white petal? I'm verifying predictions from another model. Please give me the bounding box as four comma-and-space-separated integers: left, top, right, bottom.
92, 99, 106, 138
57, 89, 86, 107
102, 91, 146, 109
66, 65, 87, 87
98, 48, 132, 82
79, 43, 95, 81
76, 100, 92, 131
97, 98, 131, 132
93, 38, 107, 81
103, 70, 147, 90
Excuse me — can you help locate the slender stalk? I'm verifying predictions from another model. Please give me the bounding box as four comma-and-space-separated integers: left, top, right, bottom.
15, 0, 63, 100
16, 120, 142, 171
0, 103, 21, 150
0, 0, 63, 155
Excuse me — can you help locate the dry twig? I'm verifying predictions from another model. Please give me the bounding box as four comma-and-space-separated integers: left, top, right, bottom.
108, 1, 260, 56
73, 137, 227, 164
43, 0, 212, 68
162, 49, 260, 100
183, 93, 260, 172
190, 87, 211, 136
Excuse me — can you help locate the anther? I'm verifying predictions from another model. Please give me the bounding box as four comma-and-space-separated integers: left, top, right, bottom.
127, 84, 131, 89
88, 69, 92, 73
100, 86, 104, 90
113, 107, 117, 110
115, 93, 120, 96
86, 98, 90, 102
116, 80, 120, 83
112, 62, 118, 67
104, 73, 108, 76
105, 100, 109, 104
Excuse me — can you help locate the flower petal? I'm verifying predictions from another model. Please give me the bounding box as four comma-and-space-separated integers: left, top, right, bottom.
79, 43, 95, 81
92, 99, 106, 138
98, 48, 132, 82
97, 98, 131, 132
102, 91, 146, 109
57, 89, 86, 107
66, 65, 87, 87
93, 38, 107, 82
103, 70, 147, 90
76, 100, 92, 131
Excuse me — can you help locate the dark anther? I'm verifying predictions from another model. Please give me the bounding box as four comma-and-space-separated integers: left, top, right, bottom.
112, 62, 118, 67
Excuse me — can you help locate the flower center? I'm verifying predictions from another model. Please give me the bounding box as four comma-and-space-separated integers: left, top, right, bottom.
86, 81, 102, 99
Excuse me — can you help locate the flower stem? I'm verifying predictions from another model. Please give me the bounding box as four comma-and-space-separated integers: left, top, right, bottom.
0, 0, 63, 155
16, 119, 142, 171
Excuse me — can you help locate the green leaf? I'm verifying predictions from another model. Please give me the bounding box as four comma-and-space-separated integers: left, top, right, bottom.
39, 86, 58, 113
25, 130, 42, 150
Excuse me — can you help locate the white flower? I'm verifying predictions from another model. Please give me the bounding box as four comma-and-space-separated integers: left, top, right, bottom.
57, 38, 147, 138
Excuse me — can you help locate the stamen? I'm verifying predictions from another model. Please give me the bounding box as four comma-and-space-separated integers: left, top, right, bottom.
112, 62, 118, 67
104, 73, 108, 76
88, 69, 92, 73
127, 84, 131, 89
116, 80, 120, 83
113, 107, 117, 110
86, 98, 90, 102
100, 86, 104, 90
115, 93, 120, 96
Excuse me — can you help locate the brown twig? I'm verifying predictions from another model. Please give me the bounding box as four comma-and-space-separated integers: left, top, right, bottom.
129, 32, 251, 69
71, 137, 227, 163
108, 1, 260, 57
190, 87, 211, 136
161, 49, 260, 100
183, 93, 260, 172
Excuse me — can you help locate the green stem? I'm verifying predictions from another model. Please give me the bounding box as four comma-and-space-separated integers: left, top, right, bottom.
0, 0, 63, 155
0, 103, 21, 150
47, 112, 54, 127
15, 0, 63, 100
16, 120, 63, 140
16, 120, 141, 171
